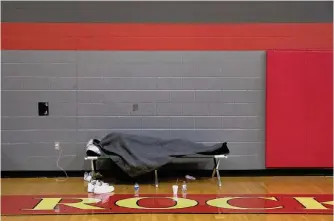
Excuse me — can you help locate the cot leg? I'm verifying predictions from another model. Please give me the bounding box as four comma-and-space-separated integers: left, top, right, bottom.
212, 158, 217, 177
216, 158, 222, 187
90, 160, 95, 172
154, 170, 159, 188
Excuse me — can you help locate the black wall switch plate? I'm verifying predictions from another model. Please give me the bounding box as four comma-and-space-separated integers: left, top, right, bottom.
38, 102, 49, 116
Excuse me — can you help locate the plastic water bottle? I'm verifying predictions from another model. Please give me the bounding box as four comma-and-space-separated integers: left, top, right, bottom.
181, 181, 187, 194
134, 183, 139, 196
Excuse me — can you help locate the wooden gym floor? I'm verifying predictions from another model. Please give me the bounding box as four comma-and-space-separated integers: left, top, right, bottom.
1, 176, 333, 220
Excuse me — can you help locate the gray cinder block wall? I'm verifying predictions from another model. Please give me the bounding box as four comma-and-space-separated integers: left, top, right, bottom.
1, 51, 266, 171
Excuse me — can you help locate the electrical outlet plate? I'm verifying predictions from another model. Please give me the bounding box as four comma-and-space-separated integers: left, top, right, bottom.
55, 142, 60, 150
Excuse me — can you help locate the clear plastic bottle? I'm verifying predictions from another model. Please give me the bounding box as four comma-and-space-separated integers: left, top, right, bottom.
181, 181, 187, 194
134, 182, 139, 196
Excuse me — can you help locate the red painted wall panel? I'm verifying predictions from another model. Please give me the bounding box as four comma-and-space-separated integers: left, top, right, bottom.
305, 52, 333, 167
1, 23, 332, 50
266, 51, 333, 168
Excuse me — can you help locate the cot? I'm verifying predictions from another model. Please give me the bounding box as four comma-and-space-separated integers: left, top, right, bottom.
84, 154, 228, 187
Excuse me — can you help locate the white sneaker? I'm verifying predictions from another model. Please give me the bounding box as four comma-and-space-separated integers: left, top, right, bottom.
84, 172, 93, 182
95, 180, 108, 186
93, 181, 115, 194
87, 180, 114, 193
88, 180, 97, 193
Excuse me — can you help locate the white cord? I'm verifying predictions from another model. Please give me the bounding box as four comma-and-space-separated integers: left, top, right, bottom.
56, 147, 68, 182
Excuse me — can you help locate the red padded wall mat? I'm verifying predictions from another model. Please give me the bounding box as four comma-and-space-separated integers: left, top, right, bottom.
266, 50, 333, 168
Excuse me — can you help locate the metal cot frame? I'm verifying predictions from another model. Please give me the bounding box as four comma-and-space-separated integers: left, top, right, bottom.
84, 154, 228, 187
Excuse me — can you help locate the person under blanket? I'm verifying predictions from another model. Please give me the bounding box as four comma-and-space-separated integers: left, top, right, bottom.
86, 132, 230, 177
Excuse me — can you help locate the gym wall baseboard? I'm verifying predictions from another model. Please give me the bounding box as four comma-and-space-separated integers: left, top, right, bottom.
1, 169, 332, 179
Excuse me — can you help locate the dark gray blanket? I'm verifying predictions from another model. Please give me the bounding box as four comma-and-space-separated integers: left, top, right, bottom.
97, 132, 229, 177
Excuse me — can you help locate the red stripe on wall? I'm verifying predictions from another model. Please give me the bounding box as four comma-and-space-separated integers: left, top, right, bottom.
266, 51, 333, 168
1, 23, 333, 50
